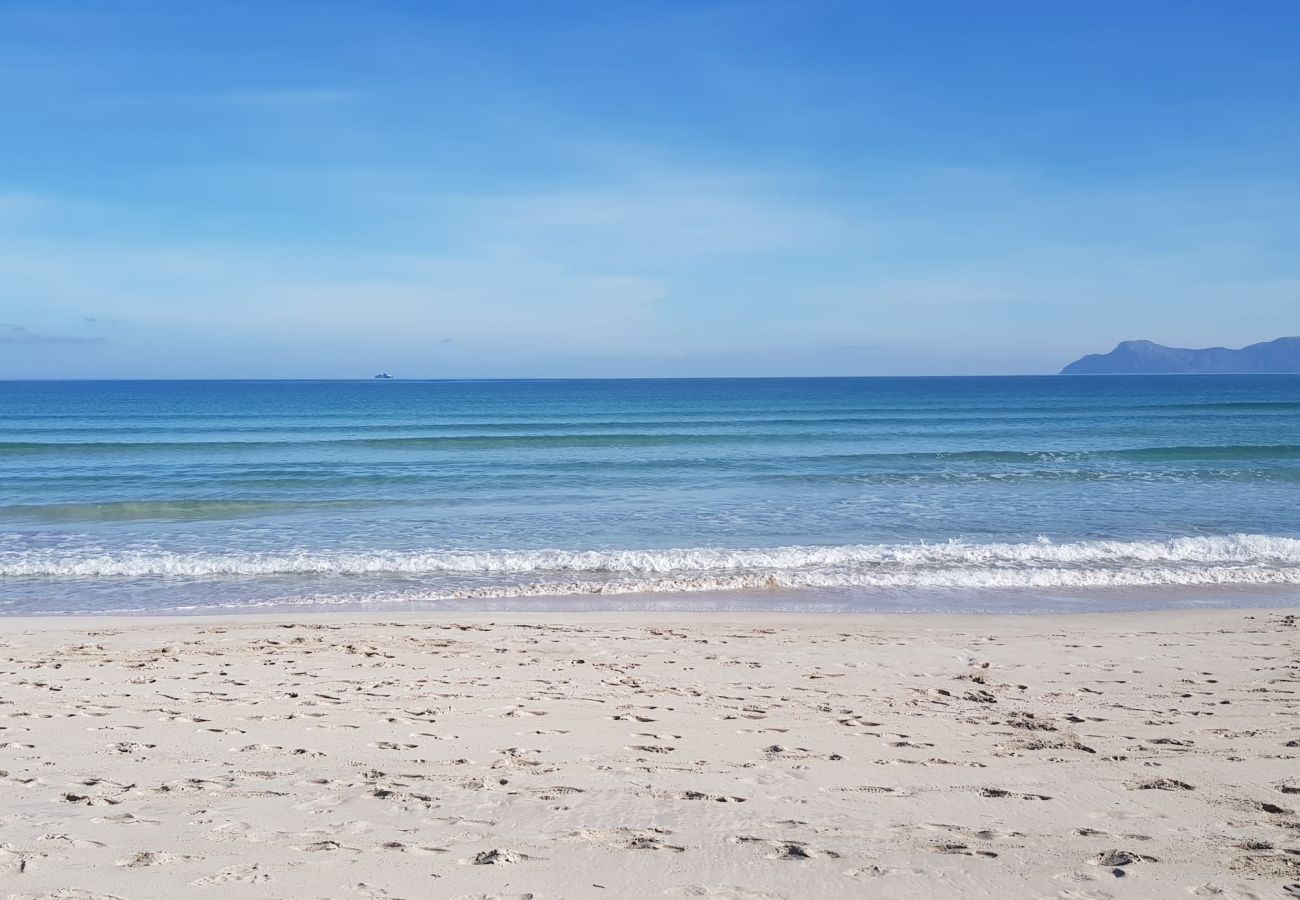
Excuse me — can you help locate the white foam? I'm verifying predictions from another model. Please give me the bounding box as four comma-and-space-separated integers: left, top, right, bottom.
319, 564, 1300, 601
3, 535, 1300, 593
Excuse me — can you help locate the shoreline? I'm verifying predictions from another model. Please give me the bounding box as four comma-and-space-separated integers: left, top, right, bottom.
0, 606, 1297, 897
0, 602, 1297, 631
5, 581, 1299, 621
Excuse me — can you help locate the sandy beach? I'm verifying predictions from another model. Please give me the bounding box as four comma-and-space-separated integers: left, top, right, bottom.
0, 607, 1296, 899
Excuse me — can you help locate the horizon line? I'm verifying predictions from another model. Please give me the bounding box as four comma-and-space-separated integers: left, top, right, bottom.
7, 372, 1300, 383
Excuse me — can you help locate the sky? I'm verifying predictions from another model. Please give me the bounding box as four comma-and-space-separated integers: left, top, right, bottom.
1, 1, 1298, 378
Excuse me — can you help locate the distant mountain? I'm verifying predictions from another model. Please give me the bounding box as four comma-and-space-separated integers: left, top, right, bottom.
1061, 337, 1300, 374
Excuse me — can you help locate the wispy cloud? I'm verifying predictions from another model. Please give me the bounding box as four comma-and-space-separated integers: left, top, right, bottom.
0, 323, 105, 346
468, 171, 853, 263
212, 88, 366, 107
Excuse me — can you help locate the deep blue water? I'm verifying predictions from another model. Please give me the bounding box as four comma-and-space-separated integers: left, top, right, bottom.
2, 376, 1299, 614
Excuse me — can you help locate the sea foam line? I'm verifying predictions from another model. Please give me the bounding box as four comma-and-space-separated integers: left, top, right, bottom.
2, 534, 1299, 583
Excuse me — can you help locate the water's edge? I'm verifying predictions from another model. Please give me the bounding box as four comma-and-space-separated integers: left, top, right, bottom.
4, 584, 1295, 618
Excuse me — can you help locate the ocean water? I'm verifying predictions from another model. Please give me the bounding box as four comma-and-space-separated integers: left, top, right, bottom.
2, 376, 1299, 616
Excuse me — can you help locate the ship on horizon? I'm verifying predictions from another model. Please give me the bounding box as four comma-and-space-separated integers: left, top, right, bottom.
373, 373, 394, 380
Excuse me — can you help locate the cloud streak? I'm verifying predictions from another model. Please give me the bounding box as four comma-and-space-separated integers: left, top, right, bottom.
0, 324, 106, 347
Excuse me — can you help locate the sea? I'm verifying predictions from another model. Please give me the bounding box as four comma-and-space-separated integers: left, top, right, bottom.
2, 376, 1299, 616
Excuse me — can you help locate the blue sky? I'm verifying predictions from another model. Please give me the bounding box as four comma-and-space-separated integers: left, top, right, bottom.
2, 1, 1297, 377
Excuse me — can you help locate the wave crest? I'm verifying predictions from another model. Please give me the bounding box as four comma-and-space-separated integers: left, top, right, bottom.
3, 534, 1300, 593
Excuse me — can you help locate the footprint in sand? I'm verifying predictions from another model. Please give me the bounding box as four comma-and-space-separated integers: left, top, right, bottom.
116, 850, 182, 867
766, 842, 839, 861
1090, 849, 1156, 867
731, 836, 839, 861
463, 848, 534, 865
837, 716, 883, 728
669, 790, 747, 803
92, 813, 159, 825
36, 834, 104, 850
844, 864, 921, 879
61, 792, 120, 807
979, 787, 1053, 800
191, 863, 272, 887
379, 842, 448, 856
622, 835, 686, 852
294, 838, 357, 852
1130, 777, 1194, 791
109, 741, 156, 753
932, 843, 998, 858
1247, 799, 1292, 815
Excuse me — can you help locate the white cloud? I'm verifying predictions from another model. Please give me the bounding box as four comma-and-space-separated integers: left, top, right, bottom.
1, 142, 1297, 377
463, 171, 854, 264
0, 323, 104, 346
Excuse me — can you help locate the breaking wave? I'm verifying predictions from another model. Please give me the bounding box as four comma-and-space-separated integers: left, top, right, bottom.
4, 534, 1300, 593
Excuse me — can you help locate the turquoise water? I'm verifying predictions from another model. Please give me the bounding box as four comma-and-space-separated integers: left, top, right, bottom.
2, 376, 1299, 615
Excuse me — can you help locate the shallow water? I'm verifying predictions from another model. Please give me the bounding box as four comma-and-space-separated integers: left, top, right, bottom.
2, 376, 1299, 615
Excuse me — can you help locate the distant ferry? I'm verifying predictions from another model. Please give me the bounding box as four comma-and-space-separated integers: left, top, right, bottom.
373, 373, 394, 380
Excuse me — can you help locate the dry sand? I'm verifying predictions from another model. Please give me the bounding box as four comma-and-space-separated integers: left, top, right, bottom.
0, 607, 1297, 899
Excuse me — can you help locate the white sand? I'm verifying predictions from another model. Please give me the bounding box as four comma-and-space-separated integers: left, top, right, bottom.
0, 607, 1297, 899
